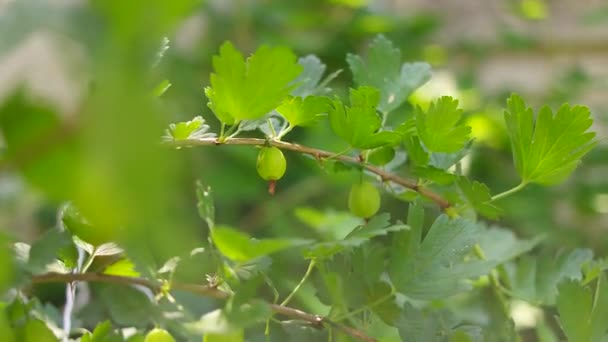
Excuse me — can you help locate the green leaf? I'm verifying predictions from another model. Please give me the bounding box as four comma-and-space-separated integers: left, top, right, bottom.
0, 234, 14, 292
347, 35, 431, 114
186, 301, 270, 334
0, 309, 15, 342
329, 87, 401, 149
153, 79, 171, 97
291, 55, 341, 97
415, 96, 471, 153
389, 215, 495, 300
205, 42, 302, 125
413, 166, 457, 185
103, 258, 140, 278
27, 228, 72, 274
346, 213, 409, 241
504, 94, 597, 185
96, 284, 159, 327
211, 225, 311, 262
368, 146, 396, 166
204, 330, 244, 342
305, 213, 408, 259
164, 116, 215, 141
87, 321, 121, 342
582, 258, 608, 285
20, 319, 57, 342
506, 248, 593, 305
457, 178, 503, 219
476, 228, 542, 263
396, 304, 479, 342
557, 276, 608, 342
276, 95, 331, 128
402, 135, 429, 166
0, 93, 81, 201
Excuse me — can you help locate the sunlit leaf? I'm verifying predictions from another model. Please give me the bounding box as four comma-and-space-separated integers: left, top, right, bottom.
329, 86, 401, 149
205, 42, 302, 124
415, 96, 471, 153
276, 95, 330, 128
211, 225, 311, 262
164, 116, 215, 141
504, 94, 597, 185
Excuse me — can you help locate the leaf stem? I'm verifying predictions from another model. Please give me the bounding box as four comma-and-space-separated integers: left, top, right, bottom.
490, 182, 527, 202
275, 124, 293, 140
332, 289, 395, 322
280, 258, 316, 306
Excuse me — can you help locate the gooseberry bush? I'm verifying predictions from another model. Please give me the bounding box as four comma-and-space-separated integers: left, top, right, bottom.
1, 21, 607, 342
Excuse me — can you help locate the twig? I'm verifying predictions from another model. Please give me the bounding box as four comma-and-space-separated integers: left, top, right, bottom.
30, 272, 377, 342
280, 258, 316, 306
165, 137, 451, 210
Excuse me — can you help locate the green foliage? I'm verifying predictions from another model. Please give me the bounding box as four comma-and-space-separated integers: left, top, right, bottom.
347, 35, 431, 114
557, 276, 608, 342
211, 225, 311, 262
458, 177, 503, 219
329, 86, 401, 149
205, 42, 302, 125
164, 116, 215, 141
0, 4, 604, 340
415, 96, 471, 153
276, 95, 331, 128
504, 94, 597, 185
506, 248, 593, 305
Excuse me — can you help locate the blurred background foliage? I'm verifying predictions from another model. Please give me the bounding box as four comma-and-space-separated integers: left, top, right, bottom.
0, 0, 607, 340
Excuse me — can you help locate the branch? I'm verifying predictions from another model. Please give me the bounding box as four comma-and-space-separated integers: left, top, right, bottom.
165, 137, 451, 210
30, 272, 377, 342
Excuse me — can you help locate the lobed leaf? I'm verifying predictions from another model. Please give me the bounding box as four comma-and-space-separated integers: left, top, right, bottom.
390, 208, 538, 300
164, 116, 215, 141
276, 95, 331, 128
415, 96, 471, 153
205, 42, 302, 125
329, 86, 401, 149
347, 35, 431, 114
291, 55, 340, 97
504, 94, 597, 185
506, 248, 593, 305
457, 177, 503, 219
557, 276, 608, 342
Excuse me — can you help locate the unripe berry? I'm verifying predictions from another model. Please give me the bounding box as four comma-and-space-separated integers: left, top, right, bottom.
256, 146, 286, 181
144, 328, 175, 342
348, 181, 381, 218
256, 146, 286, 195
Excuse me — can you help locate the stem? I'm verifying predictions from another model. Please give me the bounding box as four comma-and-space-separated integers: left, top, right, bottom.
275, 124, 293, 140
267, 118, 277, 138
332, 289, 395, 322
324, 147, 352, 161
491, 182, 527, 202
177, 137, 451, 210
219, 123, 226, 140
280, 259, 316, 306
30, 272, 377, 342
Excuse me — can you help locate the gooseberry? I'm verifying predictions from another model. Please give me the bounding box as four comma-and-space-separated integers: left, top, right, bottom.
256, 146, 286, 195
144, 328, 175, 342
348, 181, 381, 218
